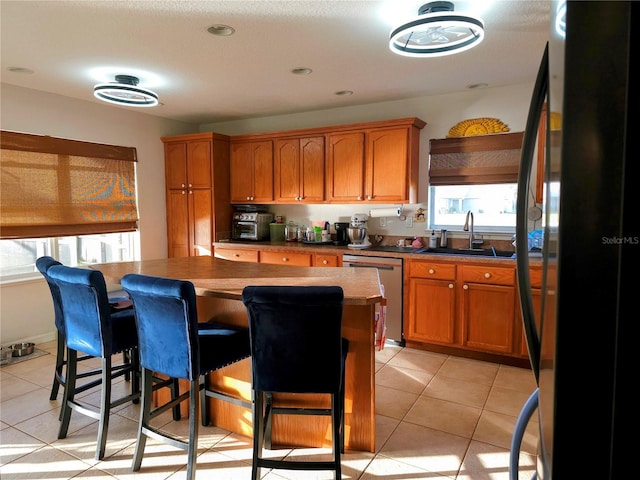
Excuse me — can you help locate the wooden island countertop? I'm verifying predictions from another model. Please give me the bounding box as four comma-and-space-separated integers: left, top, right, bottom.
91, 256, 383, 452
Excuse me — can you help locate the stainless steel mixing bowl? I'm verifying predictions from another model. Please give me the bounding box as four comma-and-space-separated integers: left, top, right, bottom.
347, 227, 367, 244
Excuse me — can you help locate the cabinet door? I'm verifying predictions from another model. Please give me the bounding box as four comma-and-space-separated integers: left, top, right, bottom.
187, 140, 212, 189
167, 189, 190, 258
326, 132, 365, 202
366, 127, 408, 202
165, 143, 188, 190
407, 277, 456, 344
189, 188, 212, 256
230, 142, 255, 202
274, 138, 300, 201
461, 282, 516, 354
252, 141, 274, 202
300, 136, 325, 202
230, 141, 273, 203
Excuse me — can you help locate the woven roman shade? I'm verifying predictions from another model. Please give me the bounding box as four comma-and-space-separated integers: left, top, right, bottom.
0, 131, 138, 239
429, 132, 524, 186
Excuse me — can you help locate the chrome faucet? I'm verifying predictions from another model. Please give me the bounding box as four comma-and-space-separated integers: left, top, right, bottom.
463, 210, 475, 249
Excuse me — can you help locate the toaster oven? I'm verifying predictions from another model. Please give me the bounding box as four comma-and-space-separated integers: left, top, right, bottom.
232, 212, 273, 241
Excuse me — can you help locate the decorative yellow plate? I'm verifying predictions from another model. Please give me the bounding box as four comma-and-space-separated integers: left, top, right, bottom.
447, 118, 510, 137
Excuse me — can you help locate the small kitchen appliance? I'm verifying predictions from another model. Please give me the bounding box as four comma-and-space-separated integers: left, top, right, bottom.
347, 213, 371, 248
232, 211, 273, 241
334, 222, 350, 245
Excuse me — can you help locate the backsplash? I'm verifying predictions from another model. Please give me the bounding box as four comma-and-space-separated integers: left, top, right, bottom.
260, 203, 515, 249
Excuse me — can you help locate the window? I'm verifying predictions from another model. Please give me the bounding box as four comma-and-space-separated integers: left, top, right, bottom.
429, 184, 518, 232
0, 232, 139, 280
428, 132, 524, 232
0, 131, 140, 281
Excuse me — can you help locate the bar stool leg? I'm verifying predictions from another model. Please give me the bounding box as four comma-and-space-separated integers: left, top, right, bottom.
95, 356, 112, 460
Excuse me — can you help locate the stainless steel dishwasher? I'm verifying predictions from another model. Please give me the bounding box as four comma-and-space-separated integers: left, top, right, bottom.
342, 254, 404, 345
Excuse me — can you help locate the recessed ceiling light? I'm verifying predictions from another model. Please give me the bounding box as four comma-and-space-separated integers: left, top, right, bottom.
467, 83, 488, 89
207, 24, 235, 36
93, 74, 159, 107
335, 90, 354, 96
291, 68, 312, 75
7, 67, 34, 74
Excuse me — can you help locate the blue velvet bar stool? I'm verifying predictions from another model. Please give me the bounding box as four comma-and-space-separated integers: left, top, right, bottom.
241, 285, 348, 480
120, 273, 251, 480
46, 264, 140, 461
36, 256, 134, 403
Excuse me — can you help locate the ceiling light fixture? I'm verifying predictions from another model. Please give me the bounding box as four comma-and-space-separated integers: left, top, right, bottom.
93, 74, 159, 107
291, 67, 312, 75
389, 1, 484, 58
207, 24, 235, 36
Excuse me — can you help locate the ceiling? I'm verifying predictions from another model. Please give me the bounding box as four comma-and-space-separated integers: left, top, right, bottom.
1, 1, 551, 125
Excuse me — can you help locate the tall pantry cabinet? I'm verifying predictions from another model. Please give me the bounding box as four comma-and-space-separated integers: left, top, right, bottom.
162, 132, 232, 258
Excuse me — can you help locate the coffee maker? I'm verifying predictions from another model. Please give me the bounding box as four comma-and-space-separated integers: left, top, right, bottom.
334, 222, 350, 245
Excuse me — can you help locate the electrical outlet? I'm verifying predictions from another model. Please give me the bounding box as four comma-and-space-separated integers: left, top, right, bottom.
379, 217, 387, 227
406, 216, 413, 228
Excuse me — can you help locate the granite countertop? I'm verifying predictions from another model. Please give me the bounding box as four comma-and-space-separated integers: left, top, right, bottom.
92, 256, 383, 305
213, 240, 524, 264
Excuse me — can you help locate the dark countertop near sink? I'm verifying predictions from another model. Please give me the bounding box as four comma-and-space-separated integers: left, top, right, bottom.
214, 240, 525, 263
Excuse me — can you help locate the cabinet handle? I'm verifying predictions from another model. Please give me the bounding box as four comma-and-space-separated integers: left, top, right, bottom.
322, 259, 328, 265
282, 257, 288, 262
357, 196, 363, 200
188, 190, 192, 194
188, 183, 192, 188
463, 284, 469, 290
181, 183, 185, 188
181, 191, 186, 195
367, 195, 372, 200
449, 283, 454, 289
484, 272, 491, 279
428, 268, 435, 274
233, 253, 240, 258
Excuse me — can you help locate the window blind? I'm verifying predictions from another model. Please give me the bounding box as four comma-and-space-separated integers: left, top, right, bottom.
0, 131, 138, 239
429, 132, 524, 186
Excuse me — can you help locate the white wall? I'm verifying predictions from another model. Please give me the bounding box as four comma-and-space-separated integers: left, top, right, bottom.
0, 81, 534, 345
0, 84, 197, 345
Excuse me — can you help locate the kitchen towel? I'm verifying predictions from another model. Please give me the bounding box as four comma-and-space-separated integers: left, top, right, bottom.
375, 284, 387, 351
369, 207, 401, 218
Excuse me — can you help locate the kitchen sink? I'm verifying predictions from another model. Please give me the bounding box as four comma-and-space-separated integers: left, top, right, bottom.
362, 245, 515, 257
413, 247, 515, 258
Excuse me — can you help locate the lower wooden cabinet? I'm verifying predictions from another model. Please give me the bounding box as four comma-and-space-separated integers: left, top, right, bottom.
405, 261, 456, 345
460, 264, 516, 354
406, 259, 520, 359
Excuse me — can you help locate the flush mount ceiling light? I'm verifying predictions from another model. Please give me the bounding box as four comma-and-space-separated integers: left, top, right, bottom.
93, 74, 159, 107
389, 1, 484, 58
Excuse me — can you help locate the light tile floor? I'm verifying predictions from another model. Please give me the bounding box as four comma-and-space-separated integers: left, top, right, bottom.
0, 341, 539, 479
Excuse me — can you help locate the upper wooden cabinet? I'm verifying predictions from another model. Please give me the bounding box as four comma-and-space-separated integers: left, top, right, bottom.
230, 140, 273, 203
163, 132, 231, 258
327, 119, 425, 203
230, 117, 426, 204
274, 136, 325, 203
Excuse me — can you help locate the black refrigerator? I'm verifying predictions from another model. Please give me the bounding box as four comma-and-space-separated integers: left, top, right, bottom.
514, 1, 635, 479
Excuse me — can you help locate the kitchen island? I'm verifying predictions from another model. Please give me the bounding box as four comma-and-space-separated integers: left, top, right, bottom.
92, 256, 383, 452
